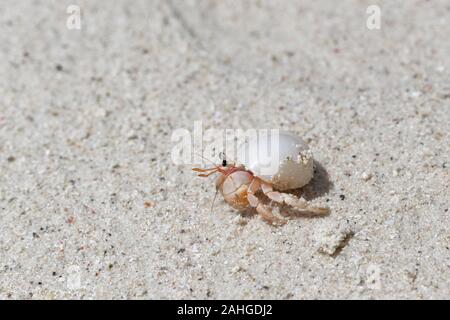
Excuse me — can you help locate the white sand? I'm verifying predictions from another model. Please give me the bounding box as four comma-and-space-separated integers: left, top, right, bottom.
0, 0, 449, 299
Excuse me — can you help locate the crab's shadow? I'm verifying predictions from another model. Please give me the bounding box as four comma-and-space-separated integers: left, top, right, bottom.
300, 160, 333, 201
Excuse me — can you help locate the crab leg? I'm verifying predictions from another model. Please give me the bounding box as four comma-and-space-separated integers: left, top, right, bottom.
260, 182, 329, 215
246, 178, 286, 226
192, 167, 218, 177
192, 167, 217, 172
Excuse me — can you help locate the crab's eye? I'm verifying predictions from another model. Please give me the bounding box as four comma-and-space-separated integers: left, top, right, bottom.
222, 159, 227, 167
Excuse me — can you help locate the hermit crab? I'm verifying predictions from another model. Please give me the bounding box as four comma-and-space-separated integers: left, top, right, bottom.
193, 131, 329, 226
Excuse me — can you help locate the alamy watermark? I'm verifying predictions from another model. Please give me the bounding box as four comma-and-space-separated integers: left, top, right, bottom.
171, 121, 282, 176
366, 264, 382, 289
66, 5, 82, 30
67, 265, 82, 290
366, 5, 381, 30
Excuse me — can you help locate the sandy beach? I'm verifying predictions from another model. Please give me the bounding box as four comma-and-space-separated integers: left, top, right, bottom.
0, 0, 449, 299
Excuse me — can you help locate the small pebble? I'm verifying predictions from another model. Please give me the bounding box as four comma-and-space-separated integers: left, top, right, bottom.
233, 215, 248, 226
315, 223, 354, 256
392, 169, 399, 177
410, 91, 422, 98
144, 201, 153, 208
361, 171, 372, 181
231, 266, 242, 274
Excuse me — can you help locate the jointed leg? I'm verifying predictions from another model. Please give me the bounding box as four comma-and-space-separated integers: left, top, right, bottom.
247, 178, 286, 226
192, 167, 218, 177
260, 182, 329, 215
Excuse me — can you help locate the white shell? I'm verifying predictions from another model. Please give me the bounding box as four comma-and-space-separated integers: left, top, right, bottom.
237, 131, 314, 190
